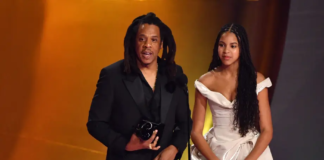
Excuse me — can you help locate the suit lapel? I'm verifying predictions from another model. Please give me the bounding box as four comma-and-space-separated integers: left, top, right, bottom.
160, 75, 174, 124
123, 74, 152, 120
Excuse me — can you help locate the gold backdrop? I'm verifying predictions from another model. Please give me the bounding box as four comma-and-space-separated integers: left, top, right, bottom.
0, 0, 289, 160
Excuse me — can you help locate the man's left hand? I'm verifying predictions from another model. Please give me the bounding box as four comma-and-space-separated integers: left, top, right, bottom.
154, 145, 178, 160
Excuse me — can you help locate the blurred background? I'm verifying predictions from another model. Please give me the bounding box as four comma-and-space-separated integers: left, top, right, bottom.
1, 0, 323, 160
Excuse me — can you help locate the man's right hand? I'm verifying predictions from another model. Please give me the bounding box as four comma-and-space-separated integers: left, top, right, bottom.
125, 130, 160, 151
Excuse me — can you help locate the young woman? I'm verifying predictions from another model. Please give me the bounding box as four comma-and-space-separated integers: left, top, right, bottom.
190, 23, 273, 160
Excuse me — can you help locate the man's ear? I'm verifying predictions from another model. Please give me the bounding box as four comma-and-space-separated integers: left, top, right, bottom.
160, 41, 163, 49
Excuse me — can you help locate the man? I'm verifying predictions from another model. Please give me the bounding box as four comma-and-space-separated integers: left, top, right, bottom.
87, 12, 192, 160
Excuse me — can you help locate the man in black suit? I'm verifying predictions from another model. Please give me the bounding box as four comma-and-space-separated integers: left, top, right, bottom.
86, 12, 192, 160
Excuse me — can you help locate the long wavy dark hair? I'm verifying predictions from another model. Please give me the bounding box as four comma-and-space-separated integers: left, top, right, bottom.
123, 12, 177, 79
208, 23, 259, 137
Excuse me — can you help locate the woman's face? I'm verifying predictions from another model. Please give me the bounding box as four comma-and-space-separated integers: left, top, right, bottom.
218, 32, 240, 66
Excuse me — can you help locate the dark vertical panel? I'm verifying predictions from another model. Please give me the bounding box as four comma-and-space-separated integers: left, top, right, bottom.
270, 0, 324, 159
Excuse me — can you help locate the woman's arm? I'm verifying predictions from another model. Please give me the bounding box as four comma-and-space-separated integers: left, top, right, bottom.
245, 73, 273, 160
191, 86, 219, 160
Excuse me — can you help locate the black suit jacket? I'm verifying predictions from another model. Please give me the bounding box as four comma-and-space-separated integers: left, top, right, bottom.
87, 60, 192, 160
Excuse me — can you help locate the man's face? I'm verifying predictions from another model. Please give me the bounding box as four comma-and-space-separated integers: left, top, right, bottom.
135, 23, 163, 66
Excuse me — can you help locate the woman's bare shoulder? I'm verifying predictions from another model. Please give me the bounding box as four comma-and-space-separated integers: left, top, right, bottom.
197, 70, 218, 87
256, 72, 266, 83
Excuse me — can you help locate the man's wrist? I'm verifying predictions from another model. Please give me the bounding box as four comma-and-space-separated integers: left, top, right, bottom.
168, 145, 179, 153
125, 142, 142, 151
125, 142, 132, 151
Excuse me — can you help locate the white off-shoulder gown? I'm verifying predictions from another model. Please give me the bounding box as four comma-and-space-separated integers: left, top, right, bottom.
191, 78, 273, 160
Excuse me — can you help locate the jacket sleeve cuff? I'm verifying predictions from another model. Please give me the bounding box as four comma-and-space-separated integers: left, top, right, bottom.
111, 135, 128, 156
171, 137, 187, 159
172, 139, 186, 152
